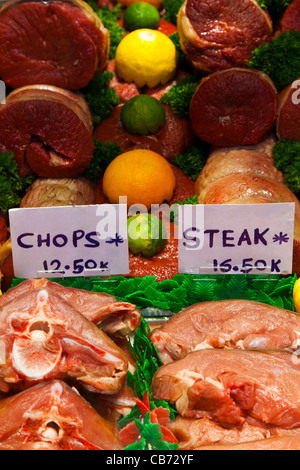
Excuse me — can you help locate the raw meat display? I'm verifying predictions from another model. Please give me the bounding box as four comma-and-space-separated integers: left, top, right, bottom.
0, 85, 94, 177
0, 277, 141, 337
189, 68, 279, 147
151, 349, 300, 428
151, 299, 300, 364
277, 80, 300, 140
0, 380, 122, 450
0, 0, 109, 89
177, 0, 272, 73
279, 0, 300, 33
0, 286, 128, 393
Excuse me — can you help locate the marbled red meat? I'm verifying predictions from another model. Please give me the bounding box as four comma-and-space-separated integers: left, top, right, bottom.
0, 0, 109, 89
280, 0, 300, 32
177, 0, 272, 73
276, 80, 300, 141
0, 380, 122, 450
0, 85, 94, 177
189, 68, 278, 147
94, 104, 194, 162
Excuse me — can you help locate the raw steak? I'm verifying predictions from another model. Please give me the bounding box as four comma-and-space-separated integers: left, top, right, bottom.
189, 68, 278, 147
0, 287, 128, 393
177, 0, 272, 73
168, 416, 300, 450
0, 380, 122, 450
276, 80, 300, 140
0, 278, 141, 337
0, 85, 94, 177
151, 299, 300, 364
280, 0, 300, 33
198, 434, 300, 450
94, 104, 194, 162
151, 349, 300, 428
0, 0, 109, 89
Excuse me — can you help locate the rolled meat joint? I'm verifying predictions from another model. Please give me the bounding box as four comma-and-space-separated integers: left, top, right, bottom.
194, 136, 300, 276
0, 380, 123, 450
279, 0, 300, 33
0, 287, 128, 394
0, 0, 109, 89
20, 177, 95, 207
0, 85, 94, 177
277, 79, 300, 140
151, 349, 300, 428
95, 104, 194, 162
0, 278, 141, 337
189, 68, 279, 147
177, 0, 272, 74
151, 299, 300, 364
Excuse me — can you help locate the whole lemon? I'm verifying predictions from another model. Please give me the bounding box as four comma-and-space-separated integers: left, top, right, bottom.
115, 29, 177, 88
102, 149, 176, 210
118, 0, 162, 8
293, 277, 300, 313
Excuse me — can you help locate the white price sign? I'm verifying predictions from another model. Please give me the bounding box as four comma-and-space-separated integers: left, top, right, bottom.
178, 203, 295, 275
9, 204, 129, 278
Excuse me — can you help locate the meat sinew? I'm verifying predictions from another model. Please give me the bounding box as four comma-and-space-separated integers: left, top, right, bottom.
151, 349, 300, 428
0, 380, 123, 450
189, 68, 278, 147
151, 299, 300, 364
0, 287, 128, 393
177, 0, 272, 74
0, 278, 141, 337
0, 0, 109, 89
0, 85, 94, 177
94, 104, 194, 162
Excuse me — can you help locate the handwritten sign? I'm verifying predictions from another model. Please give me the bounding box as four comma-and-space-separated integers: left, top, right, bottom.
178, 203, 295, 275
9, 205, 129, 278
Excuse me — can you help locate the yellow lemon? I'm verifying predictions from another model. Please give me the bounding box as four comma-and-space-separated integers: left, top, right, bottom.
115, 29, 177, 88
118, 0, 162, 8
102, 149, 176, 210
293, 277, 300, 312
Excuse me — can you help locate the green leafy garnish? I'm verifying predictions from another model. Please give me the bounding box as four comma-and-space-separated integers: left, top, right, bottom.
0, 152, 35, 213
170, 194, 198, 223
172, 142, 210, 182
272, 139, 300, 198
86, 1, 125, 59
160, 75, 200, 117
83, 140, 122, 181
82, 71, 120, 126
162, 0, 185, 25
169, 32, 191, 71
247, 30, 300, 91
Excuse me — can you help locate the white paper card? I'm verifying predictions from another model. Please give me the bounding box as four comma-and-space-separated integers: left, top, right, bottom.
9, 205, 129, 278
178, 203, 295, 275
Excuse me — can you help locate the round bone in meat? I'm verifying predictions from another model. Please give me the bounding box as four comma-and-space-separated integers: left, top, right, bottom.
0, 0, 109, 89
177, 0, 272, 74
189, 68, 279, 147
0, 85, 94, 177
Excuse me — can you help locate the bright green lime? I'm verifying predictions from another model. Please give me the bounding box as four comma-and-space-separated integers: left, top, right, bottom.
127, 213, 167, 258
121, 94, 166, 135
123, 2, 160, 31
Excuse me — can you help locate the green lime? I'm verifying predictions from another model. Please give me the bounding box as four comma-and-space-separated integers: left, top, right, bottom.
127, 213, 167, 258
120, 94, 166, 135
123, 2, 160, 31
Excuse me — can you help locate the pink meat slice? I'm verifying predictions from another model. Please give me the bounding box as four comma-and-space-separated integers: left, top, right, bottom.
151, 299, 300, 364
198, 434, 300, 450
0, 380, 122, 450
189, 68, 278, 147
0, 278, 141, 337
151, 349, 300, 428
0, 0, 109, 89
276, 80, 300, 141
94, 104, 194, 162
0, 85, 94, 177
0, 287, 127, 393
168, 416, 300, 450
177, 0, 272, 73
